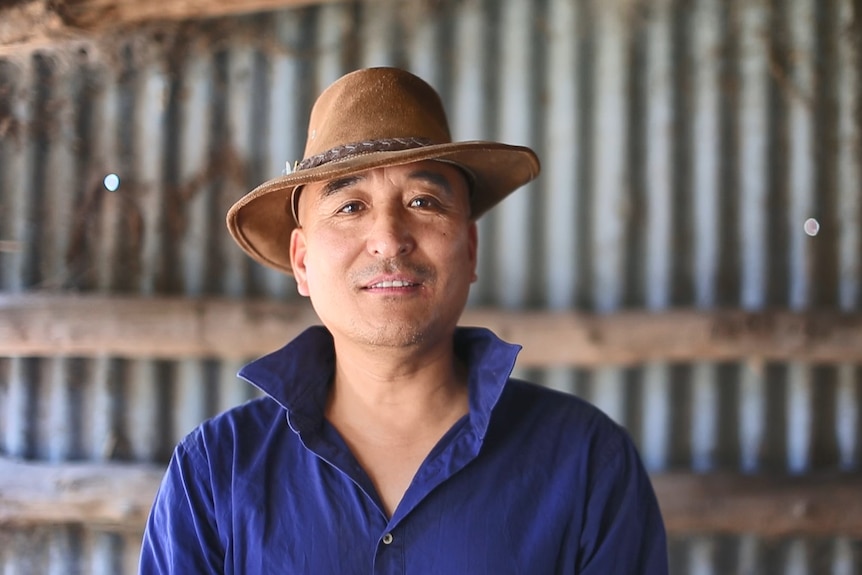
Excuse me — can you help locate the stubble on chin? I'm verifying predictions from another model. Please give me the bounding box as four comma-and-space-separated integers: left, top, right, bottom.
345, 306, 437, 349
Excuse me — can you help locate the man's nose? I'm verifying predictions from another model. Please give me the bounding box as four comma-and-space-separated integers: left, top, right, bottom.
366, 206, 415, 258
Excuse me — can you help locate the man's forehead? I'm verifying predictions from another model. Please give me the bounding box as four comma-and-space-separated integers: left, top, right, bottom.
308, 161, 468, 198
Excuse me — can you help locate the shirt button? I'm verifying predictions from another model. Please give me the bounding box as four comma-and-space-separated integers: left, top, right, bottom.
382, 533, 394, 545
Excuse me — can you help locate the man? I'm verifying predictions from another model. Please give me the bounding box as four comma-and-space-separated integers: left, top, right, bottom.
140, 67, 668, 573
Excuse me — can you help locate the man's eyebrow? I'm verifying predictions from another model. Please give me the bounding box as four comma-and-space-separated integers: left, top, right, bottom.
407, 170, 454, 197
321, 175, 365, 198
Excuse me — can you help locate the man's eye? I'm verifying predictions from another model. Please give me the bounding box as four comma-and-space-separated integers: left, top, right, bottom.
337, 202, 364, 214
409, 196, 437, 209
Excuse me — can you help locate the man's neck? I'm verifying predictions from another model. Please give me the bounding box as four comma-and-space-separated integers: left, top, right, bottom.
323, 334, 471, 517
325, 336, 470, 446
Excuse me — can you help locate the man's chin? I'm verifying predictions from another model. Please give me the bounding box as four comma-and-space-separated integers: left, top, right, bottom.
357, 326, 427, 349
344, 318, 450, 350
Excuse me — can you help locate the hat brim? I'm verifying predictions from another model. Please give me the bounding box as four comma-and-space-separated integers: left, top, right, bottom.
226, 141, 540, 275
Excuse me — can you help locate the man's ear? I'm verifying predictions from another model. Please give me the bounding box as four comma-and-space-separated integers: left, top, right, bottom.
290, 228, 310, 296
468, 221, 478, 283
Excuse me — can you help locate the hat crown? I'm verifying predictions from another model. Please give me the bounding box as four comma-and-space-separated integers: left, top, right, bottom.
303, 68, 452, 161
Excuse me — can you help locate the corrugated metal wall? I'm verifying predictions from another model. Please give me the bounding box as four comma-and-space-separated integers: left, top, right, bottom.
1, 0, 860, 572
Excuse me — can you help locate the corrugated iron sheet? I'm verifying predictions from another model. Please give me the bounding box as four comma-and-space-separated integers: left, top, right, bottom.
1, 0, 860, 572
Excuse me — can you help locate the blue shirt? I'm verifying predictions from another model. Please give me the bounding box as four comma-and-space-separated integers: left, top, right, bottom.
140, 327, 668, 574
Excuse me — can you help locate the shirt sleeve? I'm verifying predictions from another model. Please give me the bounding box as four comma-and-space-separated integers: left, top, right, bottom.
139, 436, 225, 574
577, 428, 669, 574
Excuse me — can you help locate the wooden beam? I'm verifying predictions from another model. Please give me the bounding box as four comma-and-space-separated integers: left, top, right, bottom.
2, 458, 860, 537
0, 458, 163, 531
654, 472, 862, 538
0, 0, 70, 52
1, 0, 352, 47
52, 0, 343, 29
466, 307, 862, 367
1, 294, 861, 366
0, 294, 320, 361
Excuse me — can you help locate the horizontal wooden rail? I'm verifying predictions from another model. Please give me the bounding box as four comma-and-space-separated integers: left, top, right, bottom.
0, 458, 164, 532
653, 472, 862, 538
53, 0, 340, 29
1, 294, 861, 366
0, 0, 347, 51
1, 457, 860, 537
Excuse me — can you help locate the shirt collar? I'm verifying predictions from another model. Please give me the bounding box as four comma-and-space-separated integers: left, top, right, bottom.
237, 326, 521, 438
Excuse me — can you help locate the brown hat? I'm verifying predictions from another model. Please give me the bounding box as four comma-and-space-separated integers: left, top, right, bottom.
226, 67, 540, 275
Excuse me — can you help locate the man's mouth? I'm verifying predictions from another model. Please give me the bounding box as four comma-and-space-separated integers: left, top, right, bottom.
367, 280, 419, 289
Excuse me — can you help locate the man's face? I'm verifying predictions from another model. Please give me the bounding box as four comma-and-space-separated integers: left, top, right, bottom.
289, 160, 478, 350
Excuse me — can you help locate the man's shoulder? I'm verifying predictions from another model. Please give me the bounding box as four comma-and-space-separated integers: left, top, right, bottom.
493, 379, 631, 461
501, 379, 616, 428
179, 396, 286, 456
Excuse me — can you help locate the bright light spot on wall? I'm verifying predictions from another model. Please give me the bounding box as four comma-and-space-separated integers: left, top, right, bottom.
803, 218, 820, 237
103, 173, 120, 192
